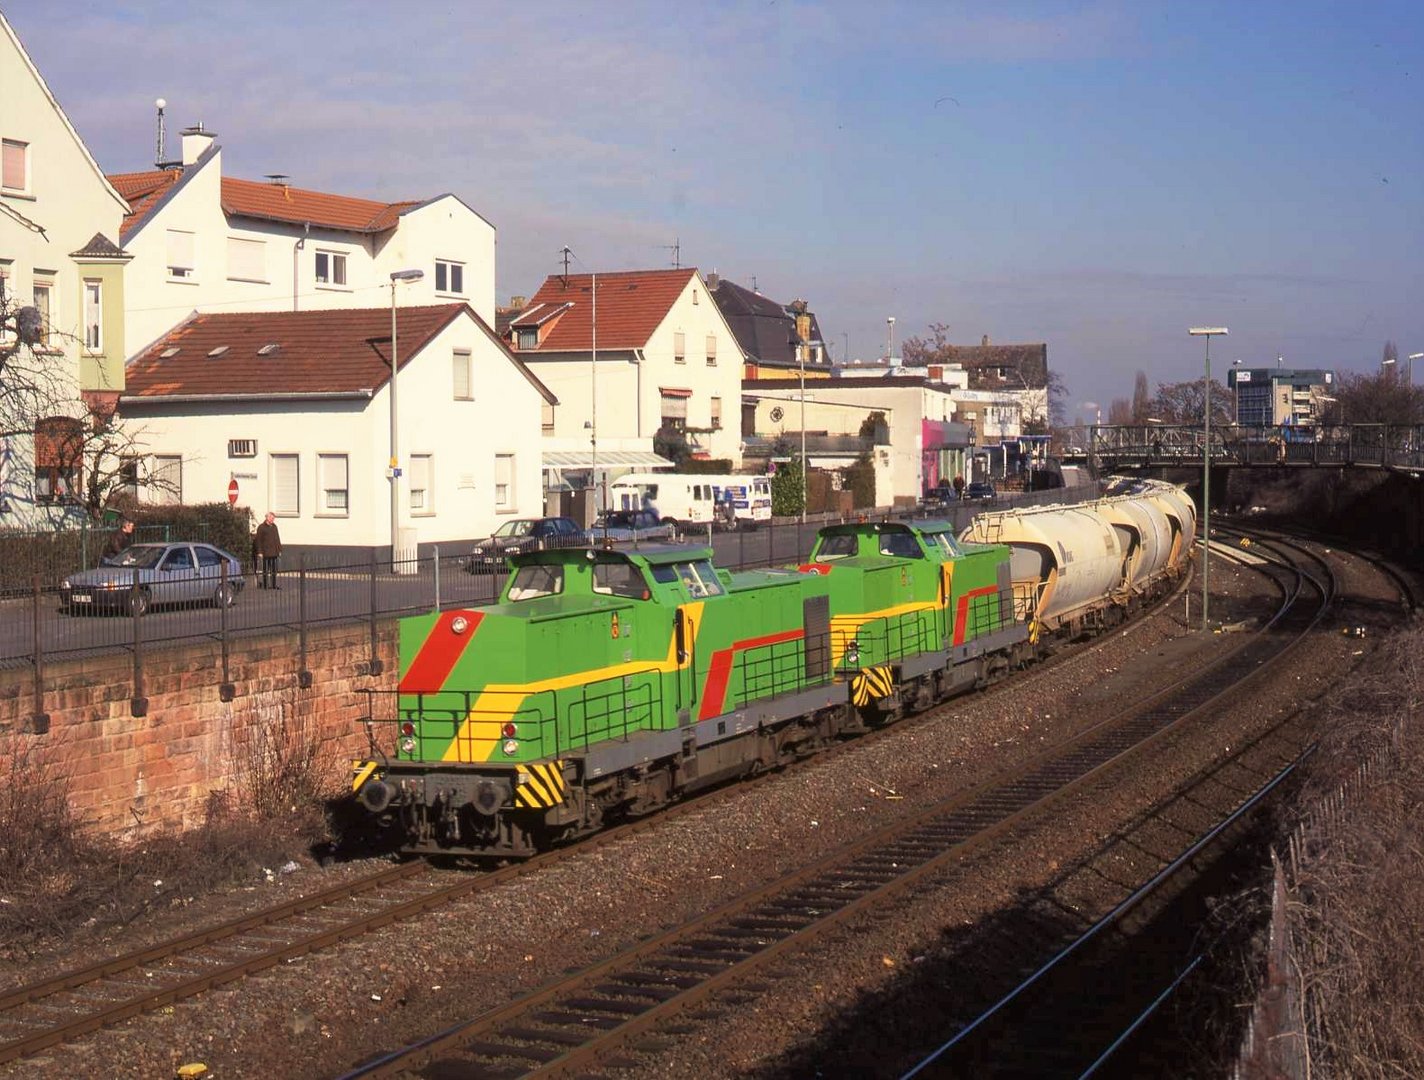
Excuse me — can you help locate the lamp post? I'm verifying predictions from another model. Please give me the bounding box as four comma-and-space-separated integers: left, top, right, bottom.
798, 334, 806, 520
1189, 326, 1228, 630
886, 316, 895, 363
1410, 353, 1424, 387
1231, 359, 1242, 425
388, 268, 424, 570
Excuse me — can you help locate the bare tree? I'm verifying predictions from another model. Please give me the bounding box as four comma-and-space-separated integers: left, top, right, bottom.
1148, 378, 1234, 426
1107, 398, 1133, 425
1131, 371, 1151, 423
1, 297, 157, 524
1334, 370, 1424, 424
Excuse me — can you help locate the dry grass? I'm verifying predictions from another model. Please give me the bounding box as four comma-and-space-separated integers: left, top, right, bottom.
0, 688, 341, 958
1285, 622, 1424, 1078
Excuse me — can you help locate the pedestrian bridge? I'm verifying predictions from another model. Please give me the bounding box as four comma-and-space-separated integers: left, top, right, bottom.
1063, 424, 1424, 475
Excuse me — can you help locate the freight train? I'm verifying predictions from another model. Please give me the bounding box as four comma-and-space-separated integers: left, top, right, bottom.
353, 481, 1196, 857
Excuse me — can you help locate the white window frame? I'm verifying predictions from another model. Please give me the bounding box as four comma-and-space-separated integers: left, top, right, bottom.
83, 279, 102, 354
409, 453, 433, 515
270, 453, 300, 516
452, 348, 472, 400
151, 455, 183, 506
1, 139, 29, 194
706, 333, 717, 366
31, 278, 53, 348
317, 453, 349, 517
166, 229, 196, 281
710, 396, 722, 430
494, 453, 515, 510
314, 249, 348, 287
434, 259, 465, 295
674, 330, 686, 364
226, 236, 267, 283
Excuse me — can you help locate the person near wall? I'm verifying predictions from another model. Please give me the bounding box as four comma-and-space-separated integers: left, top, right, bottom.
102, 518, 136, 563
253, 512, 283, 589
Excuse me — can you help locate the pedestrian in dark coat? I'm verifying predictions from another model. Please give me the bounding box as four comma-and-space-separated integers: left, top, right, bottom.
102, 519, 136, 562
253, 512, 283, 589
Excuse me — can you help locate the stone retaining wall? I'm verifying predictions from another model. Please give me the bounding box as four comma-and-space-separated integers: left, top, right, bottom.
0, 622, 397, 840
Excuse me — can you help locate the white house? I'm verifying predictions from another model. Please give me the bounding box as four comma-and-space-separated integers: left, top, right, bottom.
505, 269, 746, 494
118, 303, 554, 555
0, 13, 132, 527
109, 126, 497, 359
744, 375, 972, 505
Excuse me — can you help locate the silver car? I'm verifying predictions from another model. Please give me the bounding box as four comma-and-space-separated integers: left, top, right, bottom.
591, 509, 677, 544
60, 542, 246, 616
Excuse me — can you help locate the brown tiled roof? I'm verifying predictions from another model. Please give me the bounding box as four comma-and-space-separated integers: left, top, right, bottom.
108, 169, 424, 240
514, 269, 696, 352
124, 304, 467, 398
109, 169, 183, 239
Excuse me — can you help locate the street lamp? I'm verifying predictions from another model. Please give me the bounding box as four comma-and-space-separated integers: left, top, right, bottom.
389, 268, 424, 569
1231, 359, 1242, 425
886, 316, 895, 363
1189, 326, 1228, 631
1409, 353, 1423, 386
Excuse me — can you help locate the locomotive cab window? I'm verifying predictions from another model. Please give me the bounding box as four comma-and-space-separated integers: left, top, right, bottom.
879, 532, 924, 559
816, 533, 858, 560
655, 559, 723, 598
507, 563, 564, 601
593, 560, 650, 600
926, 533, 961, 556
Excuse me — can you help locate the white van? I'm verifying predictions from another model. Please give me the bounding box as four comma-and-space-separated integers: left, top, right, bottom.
705, 475, 772, 526
606, 474, 719, 532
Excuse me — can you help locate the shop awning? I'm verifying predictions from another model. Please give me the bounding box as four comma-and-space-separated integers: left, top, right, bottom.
542, 450, 675, 470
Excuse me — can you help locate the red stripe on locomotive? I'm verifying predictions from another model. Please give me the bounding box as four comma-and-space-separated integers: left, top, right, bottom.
399, 611, 485, 693
698, 627, 806, 720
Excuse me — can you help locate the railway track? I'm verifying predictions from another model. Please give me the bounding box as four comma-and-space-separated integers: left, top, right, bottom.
334, 530, 1335, 1078
0, 520, 1203, 1070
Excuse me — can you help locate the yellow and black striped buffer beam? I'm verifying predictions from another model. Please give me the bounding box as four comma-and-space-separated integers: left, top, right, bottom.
351, 760, 379, 793
514, 760, 569, 809
851, 665, 896, 707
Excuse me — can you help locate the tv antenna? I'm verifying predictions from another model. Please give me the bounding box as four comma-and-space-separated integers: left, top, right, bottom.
558, 245, 574, 286
663, 237, 681, 269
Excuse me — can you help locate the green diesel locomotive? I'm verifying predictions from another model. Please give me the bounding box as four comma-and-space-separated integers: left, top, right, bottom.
354, 519, 1025, 857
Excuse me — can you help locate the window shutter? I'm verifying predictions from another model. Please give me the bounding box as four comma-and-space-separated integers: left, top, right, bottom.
661, 394, 688, 420
452, 349, 472, 399
271, 454, 299, 514
166, 230, 195, 275
494, 454, 514, 506
320, 454, 348, 510
1, 140, 25, 189
227, 237, 266, 281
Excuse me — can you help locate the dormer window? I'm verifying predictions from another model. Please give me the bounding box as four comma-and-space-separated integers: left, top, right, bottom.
517, 328, 538, 350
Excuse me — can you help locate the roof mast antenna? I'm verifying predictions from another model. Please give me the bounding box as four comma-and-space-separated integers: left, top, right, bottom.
663, 237, 681, 269
154, 98, 167, 168
559, 245, 572, 286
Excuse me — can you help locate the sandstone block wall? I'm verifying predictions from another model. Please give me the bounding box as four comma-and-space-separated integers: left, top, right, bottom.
0, 622, 398, 840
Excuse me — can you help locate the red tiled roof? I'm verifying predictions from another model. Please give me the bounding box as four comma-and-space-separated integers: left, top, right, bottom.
220, 177, 422, 232
516, 269, 696, 352
109, 169, 183, 239
124, 305, 466, 398
108, 170, 424, 240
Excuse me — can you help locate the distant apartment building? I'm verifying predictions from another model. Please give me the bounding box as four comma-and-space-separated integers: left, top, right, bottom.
1227, 366, 1336, 427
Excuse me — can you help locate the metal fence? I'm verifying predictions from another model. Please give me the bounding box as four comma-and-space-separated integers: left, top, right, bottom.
1, 488, 1091, 726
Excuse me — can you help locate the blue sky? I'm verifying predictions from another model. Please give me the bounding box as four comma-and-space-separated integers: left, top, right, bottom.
11, 1, 1423, 420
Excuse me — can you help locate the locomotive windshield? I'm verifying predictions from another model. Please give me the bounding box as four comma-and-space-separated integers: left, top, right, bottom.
816, 533, 858, 559
593, 560, 651, 599
507, 563, 564, 601
878, 532, 924, 558
924, 532, 961, 556
650, 559, 724, 598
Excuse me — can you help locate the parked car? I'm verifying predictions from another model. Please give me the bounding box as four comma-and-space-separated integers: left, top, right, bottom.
591, 509, 677, 544
922, 483, 958, 508
962, 481, 998, 500
60, 542, 245, 616
466, 517, 588, 574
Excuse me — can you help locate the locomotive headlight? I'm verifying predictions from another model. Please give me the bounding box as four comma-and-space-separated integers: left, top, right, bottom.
502, 739, 519, 756
451, 615, 469, 634
399, 736, 416, 754
501, 722, 518, 739
846, 640, 861, 667
400, 722, 415, 737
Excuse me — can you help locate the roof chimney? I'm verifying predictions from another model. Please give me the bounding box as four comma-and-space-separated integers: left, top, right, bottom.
705, 272, 720, 291
181, 123, 216, 166
981, 334, 990, 346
